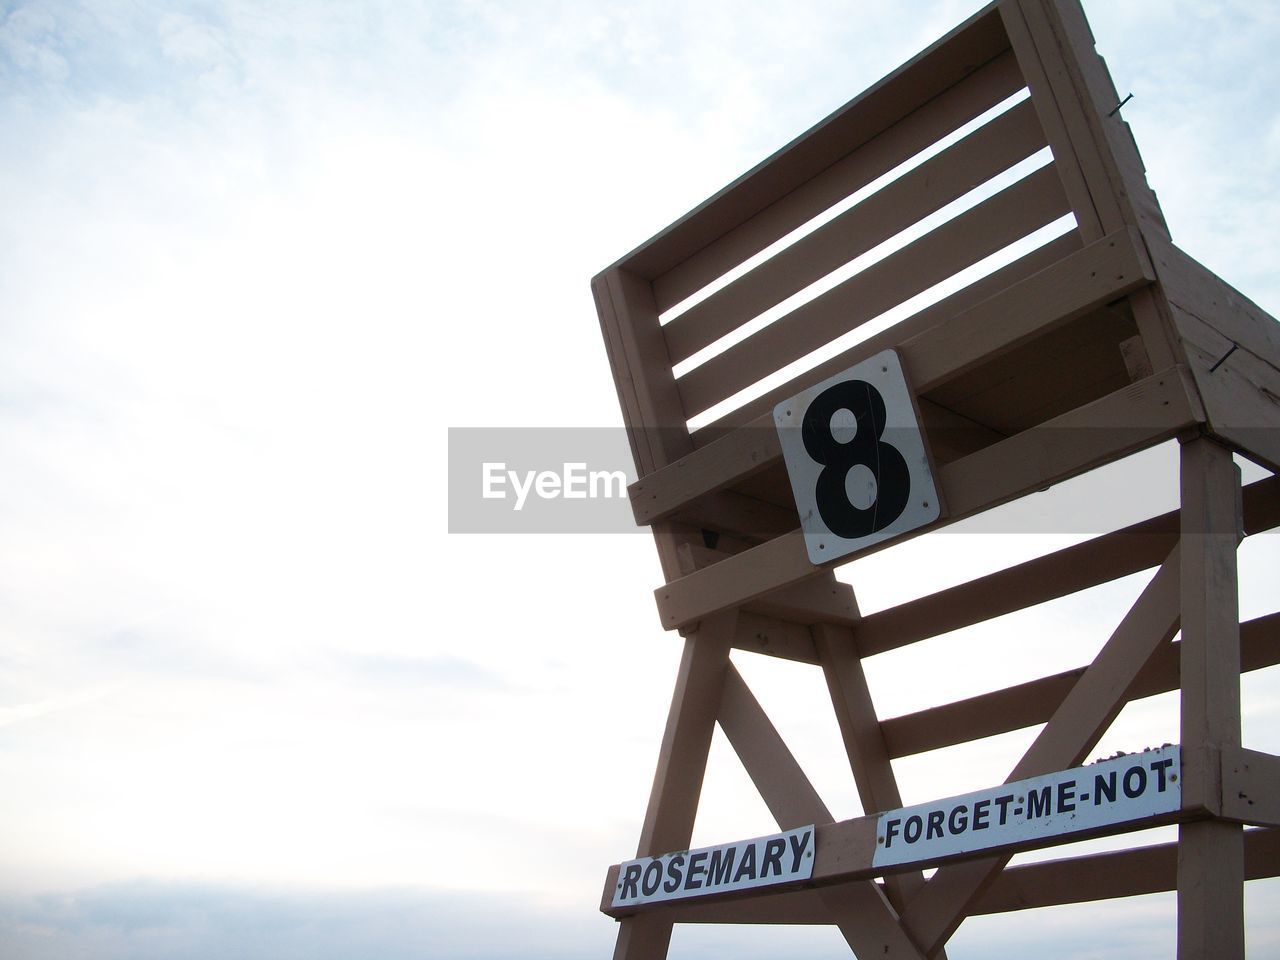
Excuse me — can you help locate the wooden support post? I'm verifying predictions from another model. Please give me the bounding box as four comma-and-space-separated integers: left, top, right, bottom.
814, 622, 939, 950
613, 612, 736, 960
1176, 437, 1244, 959
900, 545, 1182, 956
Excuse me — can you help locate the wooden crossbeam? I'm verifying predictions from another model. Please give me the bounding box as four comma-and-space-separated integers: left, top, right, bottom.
677, 165, 1072, 419
603, 752, 1263, 920
647, 828, 1280, 924
692, 232, 1082, 443
1221, 747, 1280, 829
625, 7, 1014, 297
718, 665, 926, 958
718, 665, 833, 825
857, 473, 1279, 658
880, 611, 1280, 758
898, 544, 1182, 956
629, 228, 1154, 527
656, 368, 1197, 629
664, 99, 1049, 368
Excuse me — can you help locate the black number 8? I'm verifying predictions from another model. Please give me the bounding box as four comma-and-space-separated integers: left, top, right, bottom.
801, 380, 910, 539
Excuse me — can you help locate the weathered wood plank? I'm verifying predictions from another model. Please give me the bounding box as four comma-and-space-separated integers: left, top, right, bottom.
1173, 305, 1280, 474
857, 473, 1279, 658
630, 414, 781, 527
1031, 0, 1170, 238
881, 611, 1280, 758
633, 614, 737, 858
732, 612, 820, 664
905, 226, 1153, 392
692, 232, 1082, 443
748, 574, 859, 628
625, 16, 1017, 299
663, 99, 1048, 365
678, 164, 1071, 418
900, 545, 1182, 955
612, 612, 736, 960
632, 229, 1145, 527
594, 268, 692, 477
1005, 0, 1123, 238
999, 0, 1101, 241
593, 267, 703, 587
655, 369, 1198, 630
718, 664, 832, 826
1220, 746, 1280, 828
718, 666, 926, 958
634, 827, 1280, 924
1146, 233, 1280, 369
939, 366, 1198, 519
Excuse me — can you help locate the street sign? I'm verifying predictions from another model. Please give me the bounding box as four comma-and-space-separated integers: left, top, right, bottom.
873, 746, 1181, 869
612, 825, 815, 909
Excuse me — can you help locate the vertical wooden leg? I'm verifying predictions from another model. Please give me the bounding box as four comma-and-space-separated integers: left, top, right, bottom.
613, 914, 677, 960
814, 625, 936, 929
613, 611, 736, 960
1177, 437, 1244, 959
900, 546, 1182, 957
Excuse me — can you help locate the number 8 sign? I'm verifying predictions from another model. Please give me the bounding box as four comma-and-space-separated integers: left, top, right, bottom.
775, 349, 941, 564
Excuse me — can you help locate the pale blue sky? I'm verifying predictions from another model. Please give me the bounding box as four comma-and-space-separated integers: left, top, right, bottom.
1, 1, 1277, 957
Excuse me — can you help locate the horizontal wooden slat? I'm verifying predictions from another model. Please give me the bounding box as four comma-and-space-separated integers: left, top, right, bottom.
857, 473, 1280, 658
938, 367, 1198, 519
923, 295, 1138, 437
672, 489, 798, 541
692, 231, 1083, 444
631, 416, 780, 526
881, 611, 1280, 758
603, 797, 1203, 919
1221, 746, 1280, 828
664, 99, 1048, 365
747, 575, 859, 628
630, 422, 782, 527
630, 228, 1146, 531
732, 612, 819, 664
625, 14, 1017, 301
905, 226, 1152, 391
654, 368, 1199, 629
1173, 304, 1280, 474
974, 826, 1280, 915
719, 664, 833, 825
1145, 233, 1280, 369
609, 827, 1280, 923
678, 163, 1072, 418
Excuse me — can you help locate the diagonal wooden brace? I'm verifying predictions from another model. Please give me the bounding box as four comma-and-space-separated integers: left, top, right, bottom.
719, 665, 926, 959
899, 543, 1183, 956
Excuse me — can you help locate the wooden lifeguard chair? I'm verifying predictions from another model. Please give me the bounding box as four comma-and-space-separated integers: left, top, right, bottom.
592, 0, 1280, 956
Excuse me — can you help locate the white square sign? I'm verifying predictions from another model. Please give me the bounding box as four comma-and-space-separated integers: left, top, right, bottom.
775, 349, 940, 564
